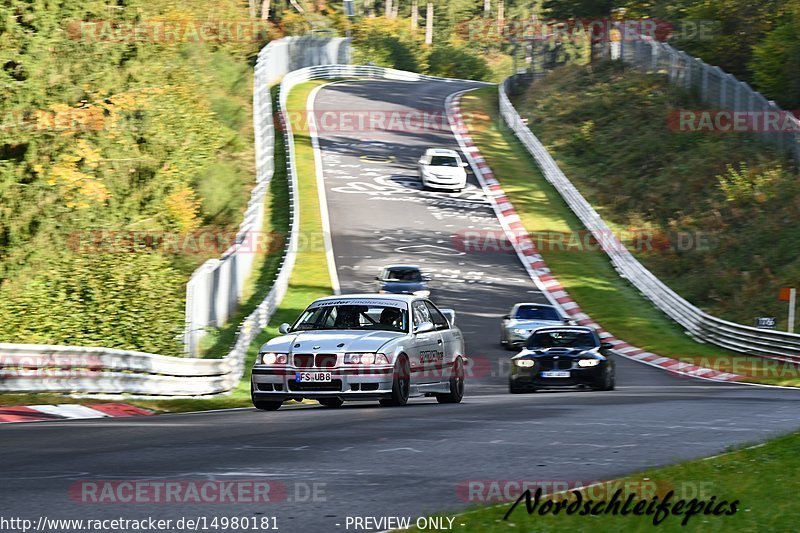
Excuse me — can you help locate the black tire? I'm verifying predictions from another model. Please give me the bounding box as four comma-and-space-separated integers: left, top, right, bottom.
593, 368, 615, 391
380, 356, 410, 407
252, 399, 282, 411
436, 358, 465, 404
318, 398, 344, 408
509, 379, 533, 394
251, 382, 282, 411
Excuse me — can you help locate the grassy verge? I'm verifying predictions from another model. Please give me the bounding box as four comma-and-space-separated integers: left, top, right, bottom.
408, 431, 800, 532
0, 80, 333, 412
460, 87, 800, 387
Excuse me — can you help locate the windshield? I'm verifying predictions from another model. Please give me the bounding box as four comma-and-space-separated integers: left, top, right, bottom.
515, 305, 561, 321
384, 268, 422, 282
292, 302, 409, 333
528, 330, 597, 349
430, 156, 460, 167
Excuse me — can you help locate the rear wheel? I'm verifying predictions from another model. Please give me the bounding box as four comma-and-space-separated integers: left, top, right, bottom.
436, 358, 465, 404
318, 398, 344, 408
380, 356, 410, 407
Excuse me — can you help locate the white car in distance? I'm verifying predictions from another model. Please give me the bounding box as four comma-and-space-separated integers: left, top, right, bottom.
417, 148, 468, 191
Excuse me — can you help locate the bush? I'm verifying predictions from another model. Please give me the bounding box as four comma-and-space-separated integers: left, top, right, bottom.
427, 44, 491, 81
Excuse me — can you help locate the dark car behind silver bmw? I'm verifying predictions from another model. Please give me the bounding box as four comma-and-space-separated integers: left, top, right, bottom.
508, 326, 615, 393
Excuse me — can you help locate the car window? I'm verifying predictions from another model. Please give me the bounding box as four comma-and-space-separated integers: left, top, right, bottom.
515, 305, 561, 321
425, 301, 449, 330
430, 156, 460, 167
293, 302, 408, 332
412, 300, 430, 326
385, 268, 422, 282
527, 330, 598, 349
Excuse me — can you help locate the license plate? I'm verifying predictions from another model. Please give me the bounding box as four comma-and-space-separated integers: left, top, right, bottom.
541, 370, 570, 378
296, 371, 332, 382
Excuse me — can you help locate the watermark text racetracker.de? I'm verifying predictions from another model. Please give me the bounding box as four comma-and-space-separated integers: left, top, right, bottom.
0, 515, 278, 532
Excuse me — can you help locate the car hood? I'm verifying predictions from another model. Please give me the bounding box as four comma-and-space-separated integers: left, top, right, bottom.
380, 281, 425, 293
260, 330, 406, 354
506, 319, 565, 330
516, 346, 601, 358
425, 166, 465, 178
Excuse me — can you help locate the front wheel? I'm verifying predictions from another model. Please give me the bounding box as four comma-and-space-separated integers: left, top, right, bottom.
380, 356, 410, 407
593, 368, 615, 391
436, 358, 465, 404
252, 399, 282, 411
318, 398, 344, 408
251, 383, 282, 411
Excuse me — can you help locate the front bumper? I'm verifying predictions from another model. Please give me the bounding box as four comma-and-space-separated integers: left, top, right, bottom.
251, 365, 395, 401
422, 174, 466, 189
509, 365, 607, 390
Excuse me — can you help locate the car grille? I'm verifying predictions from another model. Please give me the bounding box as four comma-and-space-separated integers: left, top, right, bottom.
537, 358, 574, 371
288, 379, 343, 392
315, 354, 337, 368
293, 354, 337, 368
294, 354, 314, 368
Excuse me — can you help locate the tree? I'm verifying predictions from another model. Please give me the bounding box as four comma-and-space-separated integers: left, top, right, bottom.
751, 7, 800, 109
541, 0, 615, 61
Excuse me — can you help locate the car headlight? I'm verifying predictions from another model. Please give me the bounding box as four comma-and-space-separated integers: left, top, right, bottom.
413, 290, 430, 297
514, 359, 535, 368
261, 352, 287, 365
344, 352, 389, 365
512, 328, 530, 336
577, 359, 600, 368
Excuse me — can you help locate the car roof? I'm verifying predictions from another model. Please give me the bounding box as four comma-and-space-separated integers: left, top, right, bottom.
512, 303, 558, 310
311, 293, 419, 304
425, 148, 459, 157
382, 264, 421, 271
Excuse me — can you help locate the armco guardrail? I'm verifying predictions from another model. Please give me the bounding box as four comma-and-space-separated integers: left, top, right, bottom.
184, 37, 349, 356
499, 76, 800, 364
0, 60, 472, 396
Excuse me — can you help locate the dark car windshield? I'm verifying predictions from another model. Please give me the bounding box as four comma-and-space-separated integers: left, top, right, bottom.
292, 303, 409, 333
429, 156, 459, 167
384, 268, 422, 282
515, 305, 561, 321
528, 330, 597, 349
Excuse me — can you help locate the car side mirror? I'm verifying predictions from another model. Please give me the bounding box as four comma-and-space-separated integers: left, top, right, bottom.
418, 158, 426, 165
422, 275, 432, 282
502, 314, 511, 320
563, 318, 572, 324
601, 342, 614, 350
375, 276, 381, 281
414, 321, 435, 334
460, 162, 469, 167
278, 323, 291, 334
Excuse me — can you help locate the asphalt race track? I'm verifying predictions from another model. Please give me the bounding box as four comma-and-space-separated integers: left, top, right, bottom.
2, 79, 800, 533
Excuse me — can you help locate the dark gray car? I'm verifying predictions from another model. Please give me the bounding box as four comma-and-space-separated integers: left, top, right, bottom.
375, 265, 431, 298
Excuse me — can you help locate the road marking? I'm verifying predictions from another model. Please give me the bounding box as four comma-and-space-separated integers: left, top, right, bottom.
308, 82, 342, 295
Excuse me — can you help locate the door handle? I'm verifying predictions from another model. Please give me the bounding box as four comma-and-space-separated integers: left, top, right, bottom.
437, 339, 443, 344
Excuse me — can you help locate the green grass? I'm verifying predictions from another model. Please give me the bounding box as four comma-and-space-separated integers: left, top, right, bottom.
460, 87, 800, 387
0, 80, 334, 413
407, 431, 800, 532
